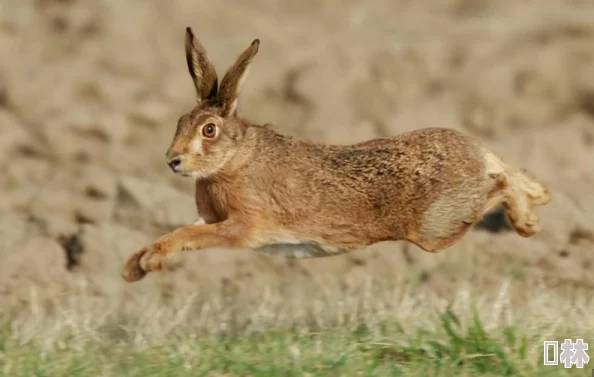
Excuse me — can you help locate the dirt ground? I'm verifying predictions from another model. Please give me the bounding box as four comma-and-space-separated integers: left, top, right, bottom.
0, 0, 593, 317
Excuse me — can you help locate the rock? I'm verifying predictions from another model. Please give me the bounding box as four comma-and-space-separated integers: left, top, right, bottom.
28, 171, 80, 221
0, 71, 8, 107
0, 0, 35, 32
455, 41, 584, 135
0, 213, 31, 258
70, 165, 118, 224
27, 169, 117, 226
74, 164, 118, 200
0, 109, 29, 161
0, 235, 74, 313
95, 111, 131, 144
76, 222, 151, 272
73, 197, 114, 225
115, 175, 196, 230
65, 109, 131, 145
74, 222, 155, 296
97, 75, 144, 114
29, 212, 79, 241
0, 186, 33, 212
129, 97, 173, 128
63, 107, 106, 139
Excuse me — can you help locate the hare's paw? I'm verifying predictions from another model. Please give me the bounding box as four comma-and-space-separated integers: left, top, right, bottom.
121, 245, 168, 282
122, 248, 149, 282
513, 211, 541, 238
138, 245, 167, 273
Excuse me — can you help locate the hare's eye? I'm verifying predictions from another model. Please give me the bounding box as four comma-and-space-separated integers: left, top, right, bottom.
202, 123, 217, 138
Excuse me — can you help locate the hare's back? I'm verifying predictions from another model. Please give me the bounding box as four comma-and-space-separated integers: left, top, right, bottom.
325, 127, 487, 194
322, 127, 491, 244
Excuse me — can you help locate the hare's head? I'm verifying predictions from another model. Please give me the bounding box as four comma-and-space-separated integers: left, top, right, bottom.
165, 27, 259, 179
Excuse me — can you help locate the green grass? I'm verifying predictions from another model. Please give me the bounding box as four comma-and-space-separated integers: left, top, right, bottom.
0, 308, 589, 377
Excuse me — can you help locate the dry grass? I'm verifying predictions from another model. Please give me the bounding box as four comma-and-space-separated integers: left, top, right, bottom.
1, 278, 592, 376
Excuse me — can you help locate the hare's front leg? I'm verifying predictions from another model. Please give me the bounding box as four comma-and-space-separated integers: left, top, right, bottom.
121, 221, 247, 282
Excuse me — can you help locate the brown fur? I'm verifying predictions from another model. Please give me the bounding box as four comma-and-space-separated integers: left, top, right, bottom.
121, 28, 552, 282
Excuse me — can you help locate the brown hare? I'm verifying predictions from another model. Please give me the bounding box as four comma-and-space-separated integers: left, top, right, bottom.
121, 27, 551, 282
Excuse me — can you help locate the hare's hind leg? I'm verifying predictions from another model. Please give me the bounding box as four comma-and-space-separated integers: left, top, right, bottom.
485, 152, 551, 238
410, 151, 550, 252
409, 184, 499, 253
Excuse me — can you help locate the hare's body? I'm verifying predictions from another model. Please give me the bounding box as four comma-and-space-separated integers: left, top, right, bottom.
121, 28, 551, 282
191, 126, 546, 257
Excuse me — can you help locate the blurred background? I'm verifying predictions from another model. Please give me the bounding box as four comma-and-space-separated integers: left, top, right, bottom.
0, 0, 593, 329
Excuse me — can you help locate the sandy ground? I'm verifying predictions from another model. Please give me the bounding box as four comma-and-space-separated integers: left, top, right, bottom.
0, 0, 593, 318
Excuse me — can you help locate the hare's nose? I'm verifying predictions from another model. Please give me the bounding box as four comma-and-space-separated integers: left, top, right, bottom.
167, 157, 181, 172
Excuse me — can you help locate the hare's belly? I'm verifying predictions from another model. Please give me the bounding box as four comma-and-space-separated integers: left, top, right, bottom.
254, 242, 349, 259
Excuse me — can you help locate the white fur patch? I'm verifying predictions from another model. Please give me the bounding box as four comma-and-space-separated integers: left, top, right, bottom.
254, 238, 349, 259
484, 149, 507, 178
191, 137, 203, 155
189, 171, 212, 180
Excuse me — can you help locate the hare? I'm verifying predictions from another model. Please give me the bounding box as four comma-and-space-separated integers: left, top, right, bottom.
121, 27, 551, 282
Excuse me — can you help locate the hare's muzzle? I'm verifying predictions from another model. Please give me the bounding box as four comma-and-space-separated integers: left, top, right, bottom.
167, 157, 181, 172
166, 151, 183, 173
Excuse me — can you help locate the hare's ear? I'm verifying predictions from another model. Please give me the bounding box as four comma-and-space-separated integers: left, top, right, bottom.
185, 27, 218, 103
218, 39, 260, 117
